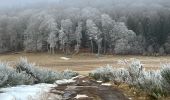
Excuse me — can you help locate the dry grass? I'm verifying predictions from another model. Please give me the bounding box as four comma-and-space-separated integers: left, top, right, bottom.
0, 52, 170, 75
1, 52, 170, 100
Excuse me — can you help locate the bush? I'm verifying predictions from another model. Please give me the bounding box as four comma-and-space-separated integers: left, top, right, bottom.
0, 62, 12, 86
161, 64, 170, 93
89, 65, 114, 82
89, 59, 167, 99
127, 59, 143, 86
0, 61, 34, 87
16, 58, 78, 84
138, 71, 164, 99
89, 64, 130, 84
0, 57, 79, 87
62, 69, 79, 79
109, 68, 130, 86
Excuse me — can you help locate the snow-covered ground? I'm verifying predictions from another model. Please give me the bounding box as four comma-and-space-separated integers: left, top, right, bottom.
0, 83, 56, 100
55, 79, 75, 85
0, 76, 78, 100
60, 57, 70, 60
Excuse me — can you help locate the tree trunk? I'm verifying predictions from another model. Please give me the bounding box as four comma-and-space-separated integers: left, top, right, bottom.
52, 47, 55, 54
104, 35, 106, 54
75, 42, 80, 54
97, 43, 101, 57
66, 43, 70, 55
50, 47, 52, 54
91, 40, 93, 54
47, 44, 50, 53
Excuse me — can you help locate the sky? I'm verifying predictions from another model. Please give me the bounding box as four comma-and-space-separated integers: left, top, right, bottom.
0, 0, 60, 8
0, 0, 169, 9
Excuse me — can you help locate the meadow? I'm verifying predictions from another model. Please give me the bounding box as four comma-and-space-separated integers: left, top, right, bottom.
0, 52, 169, 74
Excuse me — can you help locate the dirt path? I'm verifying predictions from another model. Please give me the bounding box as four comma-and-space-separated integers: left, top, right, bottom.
50, 76, 129, 100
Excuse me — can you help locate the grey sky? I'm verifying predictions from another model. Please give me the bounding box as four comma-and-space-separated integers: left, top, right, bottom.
0, 0, 59, 8
0, 0, 169, 9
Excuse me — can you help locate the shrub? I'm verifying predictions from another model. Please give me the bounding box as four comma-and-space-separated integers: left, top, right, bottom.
62, 69, 79, 79
126, 59, 144, 86
111, 68, 129, 83
138, 71, 164, 99
0, 61, 34, 87
16, 57, 79, 84
161, 64, 170, 93
7, 71, 34, 86
89, 59, 167, 99
89, 65, 130, 83
0, 58, 79, 87
0, 62, 12, 86
89, 65, 114, 82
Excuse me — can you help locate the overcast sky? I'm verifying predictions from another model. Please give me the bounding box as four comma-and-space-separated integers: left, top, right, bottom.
0, 0, 60, 8
0, 0, 169, 9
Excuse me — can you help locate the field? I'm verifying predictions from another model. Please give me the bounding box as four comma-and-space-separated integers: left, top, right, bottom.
0, 52, 170, 75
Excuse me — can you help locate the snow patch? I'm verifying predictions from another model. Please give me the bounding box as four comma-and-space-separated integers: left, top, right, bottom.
72, 75, 85, 80
60, 57, 70, 60
82, 80, 87, 83
101, 83, 112, 86
0, 83, 56, 100
55, 79, 75, 85
74, 94, 88, 99
97, 80, 102, 83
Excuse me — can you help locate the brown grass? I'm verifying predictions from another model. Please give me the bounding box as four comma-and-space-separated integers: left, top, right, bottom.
1, 52, 170, 100
0, 52, 170, 75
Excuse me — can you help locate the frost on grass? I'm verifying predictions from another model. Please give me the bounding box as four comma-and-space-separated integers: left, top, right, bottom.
89, 58, 166, 99
137, 70, 164, 99
62, 69, 79, 79
0, 57, 78, 88
89, 64, 129, 84
0, 61, 34, 87
161, 64, 170, 94
89, 65, 114, 82
15, 58, 78, 84
127, 59, 144, 86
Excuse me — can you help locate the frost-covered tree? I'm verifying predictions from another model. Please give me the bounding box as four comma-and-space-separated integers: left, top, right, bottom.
59, 29, 66, 53
24, 12, 59, 52
86, 19, 102, 55
47, 32, 57, 54
147, 45, 154, 55
0, 16, 10, 53
60, 19, 73, 55
159, 46, 165, 55
39, 15, 59, 51
101, 14, 115, 53
164, 36, 170, 54
74, 21, 83, 54
110, 22, 140, 54
114, 39, 130, 54
24, 13, 45, 52
81, 7, 101, 23
0, 0, 170, 55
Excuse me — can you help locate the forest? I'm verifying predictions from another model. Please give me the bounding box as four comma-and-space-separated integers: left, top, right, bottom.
0, 0, 170, 55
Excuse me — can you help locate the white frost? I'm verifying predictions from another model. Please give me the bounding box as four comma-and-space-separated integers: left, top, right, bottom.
101, 83, 112, 86
97, 80, 102, 83
60, 57, 70, 60
74, 94, 88, 99
0, 83, 56, 100
55, 79, 75, 85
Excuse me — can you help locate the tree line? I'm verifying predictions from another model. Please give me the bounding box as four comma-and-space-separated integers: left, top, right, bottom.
0, 0, 170, 55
